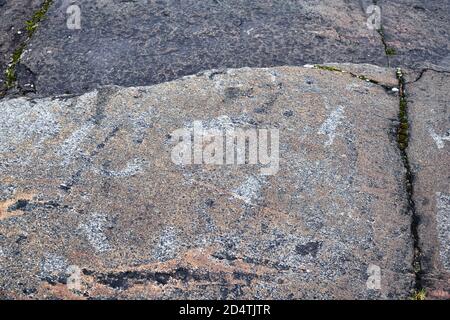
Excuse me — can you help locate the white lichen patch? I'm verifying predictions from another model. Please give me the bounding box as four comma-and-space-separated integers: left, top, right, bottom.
200, 115, 235, 131
153, 226, 179, 261
428, 127, 450, 149
58, 123, 95, 165
318, 105, 346, 146
39, 253, 68, 277
345, 83, 362, 91
80, 212, 111, 253
436, 192, 450, 271
266, 69, 280, 83
231, 175, 267, 205
95, 158, 148, 177
183, 115, 256, 133
0, 98, 61, 153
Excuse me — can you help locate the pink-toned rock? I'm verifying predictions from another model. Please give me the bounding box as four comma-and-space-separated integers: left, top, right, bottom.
0, 65, 414, 299
406, 69, 450, 298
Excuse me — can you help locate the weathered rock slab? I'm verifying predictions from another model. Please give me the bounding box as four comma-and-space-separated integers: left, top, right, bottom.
17, 0, 386, 96
379, 0, 450, 70
407, 70, 450, 299
0, 65, 414, 299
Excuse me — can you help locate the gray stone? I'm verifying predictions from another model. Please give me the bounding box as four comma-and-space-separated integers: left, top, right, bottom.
406, 69, 450, 299
17, 0, 386, 97
0, 65, 414, 299
378, 0, 450, 70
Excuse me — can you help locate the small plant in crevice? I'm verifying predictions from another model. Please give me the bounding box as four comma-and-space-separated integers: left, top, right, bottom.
410, 288, 427, 300
25, 0, 53, 37
396, 67, 424, 297
385, 47, 397, 56
4, 44, 26, 89
313, 64, 344, 72
376, 26, 397, 66
313, 64, 387, 87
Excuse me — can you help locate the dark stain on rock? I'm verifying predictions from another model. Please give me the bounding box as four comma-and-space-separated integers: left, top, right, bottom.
174, 267, 190, 282
295, 241, 323, 257
283, 110, 294, 117
207, 69, 227, 80
205, 199, 215, 207
242, 256, 290, 271
90, 267, 219, 290
15, 235, 27, 244
224, 87, 253, 100
22, 287, 37, 295
8, 199, 64, 212
212, 251, 237, 261
8, 199, 29, 211
154, 272, 171, 285
305, 77, 315, 85
233, 271, 256, 285
59, 184, 71, 191
93, 88, 118, 125
254, 106, 268, 114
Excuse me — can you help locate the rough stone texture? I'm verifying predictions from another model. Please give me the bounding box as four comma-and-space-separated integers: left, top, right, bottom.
0, 0, 45, 93
406, 69, 450, 299
16, 0, 386, 97
0, 66, 414, 299
378, 0, 450, 70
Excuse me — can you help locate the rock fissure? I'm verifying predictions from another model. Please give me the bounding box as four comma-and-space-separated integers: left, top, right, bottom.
312, 64, 396, 91
371, 0, 396, 67
396, 68, 423, 297
406, 68, 450, 85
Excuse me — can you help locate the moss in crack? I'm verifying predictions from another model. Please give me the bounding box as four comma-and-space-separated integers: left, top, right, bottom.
25, 0, 53, 37
3, 0, 53, 91
312, 64, 395, 89
396, 67, 423, 296
376, 26, 397, 65
385, 47, 397, 56
396, 68, 410, 153
5, 44, 26, 88
410, 288, 427, 300
398, 96, 409, 150
314, 65, 344, 72
369, 1, 396, 60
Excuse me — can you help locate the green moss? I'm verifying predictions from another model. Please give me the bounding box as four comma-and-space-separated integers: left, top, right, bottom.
3, 0, 53, 90
5, 44, 26, 88
313, 64, 386, 87
314, 65, 343, 72
25, 0, 53, 37
385, 47, 397, 56
396, 68, 425, 298
410, 289, 427, 300
397, 97, 409, 150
